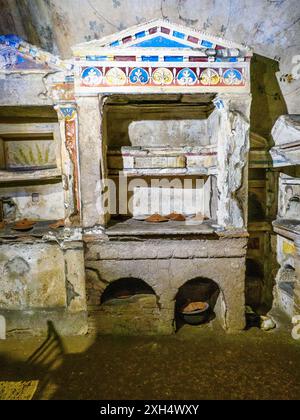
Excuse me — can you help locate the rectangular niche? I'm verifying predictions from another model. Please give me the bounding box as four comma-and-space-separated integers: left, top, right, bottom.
0, 123, 60, 172
104, 96, 218, 177
1, 136, 56, 171
104, 95, 215, 150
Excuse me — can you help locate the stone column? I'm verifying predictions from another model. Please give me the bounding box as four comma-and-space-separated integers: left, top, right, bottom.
294, 238, 300, 314
76, 95, 106, 228
222, 259, 247, 332
213, 94, 251, 229
55, 105, 81, 226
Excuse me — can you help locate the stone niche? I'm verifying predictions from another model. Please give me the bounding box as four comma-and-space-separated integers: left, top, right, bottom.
104, 95, 218, 219
0, 123, 64, 223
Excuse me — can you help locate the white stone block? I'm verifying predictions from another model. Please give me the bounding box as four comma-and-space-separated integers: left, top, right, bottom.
129, 120, 209, 147
272, 115, 300, 146
132, 186, 204, 216
134, 156, 186, 169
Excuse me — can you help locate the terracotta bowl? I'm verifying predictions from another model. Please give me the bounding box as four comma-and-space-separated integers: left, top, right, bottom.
12, 219, 36, 231
167, 212, 186, 221
145, 213, 169, 223
180, 302, 210, 325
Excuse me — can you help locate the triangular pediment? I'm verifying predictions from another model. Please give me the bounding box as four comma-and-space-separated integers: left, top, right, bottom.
73, 19, 252, 58
0, 34, 72, 72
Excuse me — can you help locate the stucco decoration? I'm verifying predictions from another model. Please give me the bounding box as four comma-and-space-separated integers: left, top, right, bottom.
72, 19, 252, 94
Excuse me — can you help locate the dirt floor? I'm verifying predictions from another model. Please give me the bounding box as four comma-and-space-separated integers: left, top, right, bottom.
0, 324, 300, 400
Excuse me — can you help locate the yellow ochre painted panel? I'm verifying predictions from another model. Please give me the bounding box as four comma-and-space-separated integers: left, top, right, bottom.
283, 241, 296, 255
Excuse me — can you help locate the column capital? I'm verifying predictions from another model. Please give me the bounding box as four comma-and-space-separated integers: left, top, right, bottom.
54, 104, 77, 121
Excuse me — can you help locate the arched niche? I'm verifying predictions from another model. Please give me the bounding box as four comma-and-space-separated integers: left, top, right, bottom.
174, 277, 222, 331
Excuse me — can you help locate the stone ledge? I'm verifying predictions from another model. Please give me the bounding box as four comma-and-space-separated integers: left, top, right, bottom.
1, 309, 88, 337
85, 238, 248, 261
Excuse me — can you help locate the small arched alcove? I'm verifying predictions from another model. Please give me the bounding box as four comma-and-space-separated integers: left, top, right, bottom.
100, 277, 156, 304
97, 277, 160, 335
174, 278, 221, 331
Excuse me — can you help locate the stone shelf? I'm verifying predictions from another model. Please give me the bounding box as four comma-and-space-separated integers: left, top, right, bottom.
0, 220, 64, 240
0, 167, 61, 184
271, 115, 300, 167
0, 222, 84, 245
273, 219, 300, 241
106, 217, 223, 237
108, 168, 216, 177
107, 146, 217, 176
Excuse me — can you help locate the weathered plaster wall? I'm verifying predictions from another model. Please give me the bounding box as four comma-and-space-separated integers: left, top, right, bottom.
0, 182, 64, 221
1, 0, 299, 116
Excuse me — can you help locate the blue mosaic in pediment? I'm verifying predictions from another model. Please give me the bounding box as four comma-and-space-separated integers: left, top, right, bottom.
132, 36, 194, 49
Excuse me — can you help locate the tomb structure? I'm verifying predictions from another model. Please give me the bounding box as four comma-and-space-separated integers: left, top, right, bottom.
0, 20, 254, 335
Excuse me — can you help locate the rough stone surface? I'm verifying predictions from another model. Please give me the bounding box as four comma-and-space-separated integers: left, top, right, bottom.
85, 238, 247, 261
0, 74, 53, 106
0, 240, 88, 335
2, 309, 88, 336
215, 95, 251, 228
89, 294, 165, 335
76, 96, 106, 227
0, 243, 66, 309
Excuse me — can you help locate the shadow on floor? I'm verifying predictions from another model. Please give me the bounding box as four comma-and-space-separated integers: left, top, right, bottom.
1, 321, 300, 400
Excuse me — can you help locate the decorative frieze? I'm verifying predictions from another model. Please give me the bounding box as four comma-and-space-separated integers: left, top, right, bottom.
78, 65, 246, 91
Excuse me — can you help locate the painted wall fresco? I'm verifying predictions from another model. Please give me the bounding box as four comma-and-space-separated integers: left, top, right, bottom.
4, 139, 56, 170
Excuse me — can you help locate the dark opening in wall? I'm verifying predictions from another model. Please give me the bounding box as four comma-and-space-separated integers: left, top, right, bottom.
248, 192, 265, 221
245, 259, 264, 310
100, 277, 155, 304
174, 278, 220, 331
